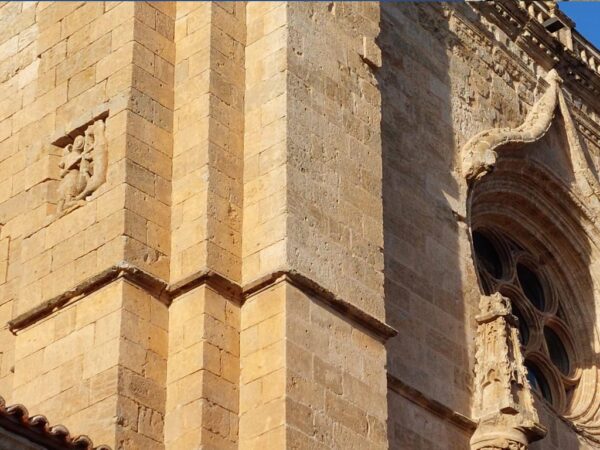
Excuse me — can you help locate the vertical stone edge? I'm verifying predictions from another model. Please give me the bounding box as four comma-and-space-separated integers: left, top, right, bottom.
165, 2, 245, 449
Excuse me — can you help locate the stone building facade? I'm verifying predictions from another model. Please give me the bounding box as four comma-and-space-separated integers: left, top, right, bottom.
0, 1, 599, 449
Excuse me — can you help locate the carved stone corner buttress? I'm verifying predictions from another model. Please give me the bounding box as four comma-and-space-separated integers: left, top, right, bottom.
470, 293, 546, 450
55, 119, 107, 217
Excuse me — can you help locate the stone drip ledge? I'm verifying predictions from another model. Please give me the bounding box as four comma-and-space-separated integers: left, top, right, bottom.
8, 264, 397, 342
387, 373, 476, 434
244, 270, 397, 342
9, 262, 169, 334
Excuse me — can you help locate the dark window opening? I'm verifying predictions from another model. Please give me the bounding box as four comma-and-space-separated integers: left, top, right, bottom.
512, 303, 529, 346
544, 327, 570, 376
526, 360, 553, 404
473, 231, 503, 279
517, 263, 545, 311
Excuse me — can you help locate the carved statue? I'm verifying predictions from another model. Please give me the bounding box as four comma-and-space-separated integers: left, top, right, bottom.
56, 120, 107, 216
470, 293, 546, 450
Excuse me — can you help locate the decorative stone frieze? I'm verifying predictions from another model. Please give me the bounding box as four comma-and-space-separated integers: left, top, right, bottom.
471, 1, 600, 125
451, 14, 537, 93
470, 293, 546, 450
55, 119, 107, 216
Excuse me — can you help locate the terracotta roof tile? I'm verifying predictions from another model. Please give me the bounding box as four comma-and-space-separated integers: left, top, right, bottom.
0, 396, 111, 450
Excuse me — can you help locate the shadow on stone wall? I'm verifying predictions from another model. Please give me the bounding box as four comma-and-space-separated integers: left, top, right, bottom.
377, 3, 471, 449
378, 3, 600, 449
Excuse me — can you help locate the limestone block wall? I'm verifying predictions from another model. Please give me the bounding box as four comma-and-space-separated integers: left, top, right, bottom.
0, 3, 431, 449
242, 1, 385, 320
164, 3, 245, 449
242, 2, 288, 284
171, 2, 244, 285
13, 280, 168, 448
286, 2, 385, 321
3, 1, 174, 316
2, 1, 600, 450
379, 8, 477, 446
284, 283, 387, 449
239, 282, 287, 447
0, 3, 174, 308
0, 2, 175, 447
239, 279, 387, 449
165, 285, 239, 449
239, 3, 391, 448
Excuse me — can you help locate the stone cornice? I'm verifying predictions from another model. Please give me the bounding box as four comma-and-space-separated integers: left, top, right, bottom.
168, 269, 242, 303
8, 263, 397, 342
450, 7, 538, 94
8, 262, 170, 333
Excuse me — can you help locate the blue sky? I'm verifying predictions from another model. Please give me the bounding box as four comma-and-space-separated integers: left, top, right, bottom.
560, 2, 600, 48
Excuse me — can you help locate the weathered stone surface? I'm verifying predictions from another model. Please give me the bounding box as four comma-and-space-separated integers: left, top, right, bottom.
0, 1, 599, 449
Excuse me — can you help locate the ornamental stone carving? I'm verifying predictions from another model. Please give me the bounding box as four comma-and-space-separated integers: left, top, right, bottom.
461, 66, 600, 218
56, 119, 107, 216
470, 293, 546, 450
461, 69, 561, 183
478, 444, 526, 450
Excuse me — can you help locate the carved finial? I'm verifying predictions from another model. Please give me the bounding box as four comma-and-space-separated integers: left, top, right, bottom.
477, 292, 511, 322
544, 68, 562, 85
471, 294, 546, 450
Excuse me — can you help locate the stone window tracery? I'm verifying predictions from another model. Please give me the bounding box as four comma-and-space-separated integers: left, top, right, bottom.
473, 228, 580, 413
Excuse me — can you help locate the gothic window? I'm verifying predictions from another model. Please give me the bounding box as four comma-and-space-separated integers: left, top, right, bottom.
473, 228, 579, 412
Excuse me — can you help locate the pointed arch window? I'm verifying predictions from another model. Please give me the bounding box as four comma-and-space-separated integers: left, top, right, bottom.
473, 228, 578, 412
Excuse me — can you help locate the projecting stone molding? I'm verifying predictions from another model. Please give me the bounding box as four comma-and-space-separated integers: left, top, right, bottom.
461, 67, 600, 217
461, 69, 561, 183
